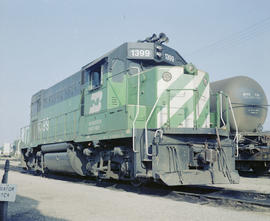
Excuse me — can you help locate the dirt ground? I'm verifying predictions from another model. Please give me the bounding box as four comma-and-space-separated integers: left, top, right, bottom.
0, 164, 269, 221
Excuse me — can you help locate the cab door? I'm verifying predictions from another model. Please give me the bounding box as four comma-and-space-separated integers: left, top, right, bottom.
80, 60, 107, 135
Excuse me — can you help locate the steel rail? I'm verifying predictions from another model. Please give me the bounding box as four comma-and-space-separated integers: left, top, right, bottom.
173, 189, 270, 209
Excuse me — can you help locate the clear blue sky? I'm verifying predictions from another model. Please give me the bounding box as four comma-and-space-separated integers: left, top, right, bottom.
0, 0, 270, 144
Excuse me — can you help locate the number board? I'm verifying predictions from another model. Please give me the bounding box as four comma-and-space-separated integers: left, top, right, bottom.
0, 184, 17, 202
127, 42, 154, 60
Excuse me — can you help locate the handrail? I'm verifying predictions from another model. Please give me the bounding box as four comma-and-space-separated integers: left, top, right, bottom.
144, 90, 165, 156
228, 96, 239, 157
215, 91, 239, 157
20, 126, 30, 146
131, 67, 141, 153
20, 108, 79, 146
144, 88, 196, 156
219, 92, 226, 127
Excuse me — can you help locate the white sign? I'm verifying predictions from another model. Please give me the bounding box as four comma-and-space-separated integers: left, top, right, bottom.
0, 184, 16, 202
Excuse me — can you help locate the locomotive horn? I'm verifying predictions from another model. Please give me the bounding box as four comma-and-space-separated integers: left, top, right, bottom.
138, 33, 159, 43
149, 33, 159, 42
158, 33, 169, 44
145, 33, 157, 42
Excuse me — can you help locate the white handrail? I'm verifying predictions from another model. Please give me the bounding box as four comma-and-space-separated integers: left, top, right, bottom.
228, 96, 239, 157
144, 93, 164, 156
220, 92, 226, 127
132, 67, 141, 153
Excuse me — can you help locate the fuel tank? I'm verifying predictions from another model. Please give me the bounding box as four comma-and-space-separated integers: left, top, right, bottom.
210, 76, 268, 132
42, 143, 88, 176
44, 152, 76, 174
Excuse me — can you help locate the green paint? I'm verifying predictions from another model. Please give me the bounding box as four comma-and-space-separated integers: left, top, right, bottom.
23, 62, 225, 149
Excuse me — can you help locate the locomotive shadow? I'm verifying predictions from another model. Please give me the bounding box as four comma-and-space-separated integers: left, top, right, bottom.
8, 194, 68, 221
21, 170, 229, 205
92, 178, 226, 203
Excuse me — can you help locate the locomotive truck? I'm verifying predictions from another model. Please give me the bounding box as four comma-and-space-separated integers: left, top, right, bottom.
20, 34, 239, 185
211, 76, 270, 175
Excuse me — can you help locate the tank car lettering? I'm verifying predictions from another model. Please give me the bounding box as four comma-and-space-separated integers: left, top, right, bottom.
89, 91, 103, 114
242, 92, 251, 97
247, 108, 259, 115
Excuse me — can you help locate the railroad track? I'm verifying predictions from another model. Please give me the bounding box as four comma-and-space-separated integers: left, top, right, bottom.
1, 159, 270, 212
170, 187, 270, 211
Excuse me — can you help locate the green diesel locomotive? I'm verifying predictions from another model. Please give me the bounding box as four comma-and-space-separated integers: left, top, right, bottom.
20, 34, 239, 185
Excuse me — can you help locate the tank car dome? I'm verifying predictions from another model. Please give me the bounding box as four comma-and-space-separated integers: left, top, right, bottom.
210, 76, 268, 132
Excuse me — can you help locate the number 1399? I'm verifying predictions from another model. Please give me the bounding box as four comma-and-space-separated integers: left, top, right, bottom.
130, 49, 151, 57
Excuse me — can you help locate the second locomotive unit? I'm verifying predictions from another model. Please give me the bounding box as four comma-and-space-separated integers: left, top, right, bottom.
20, 34, 239, 185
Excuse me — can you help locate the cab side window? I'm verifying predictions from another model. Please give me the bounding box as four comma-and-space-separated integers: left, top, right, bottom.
90, 67, 101, 89
85, 61, 106, 90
